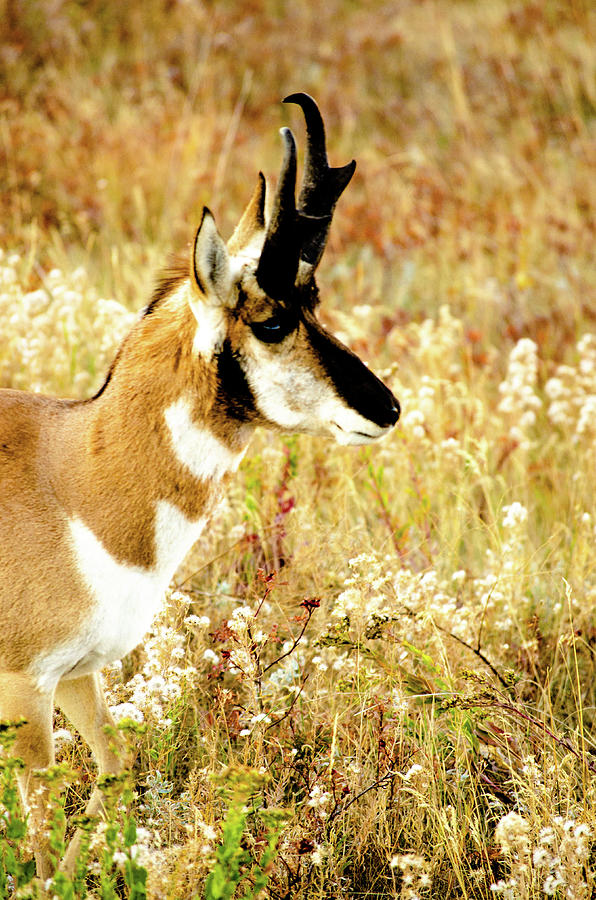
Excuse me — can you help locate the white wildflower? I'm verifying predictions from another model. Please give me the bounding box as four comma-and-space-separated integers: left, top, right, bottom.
501, 502, 528, 531
53, 728, 74, 749
494, 811, 530, 858
402, 763, 424, 782
311, 843, 326, 866
109, 702, 144, 724
184, 614, 211, 628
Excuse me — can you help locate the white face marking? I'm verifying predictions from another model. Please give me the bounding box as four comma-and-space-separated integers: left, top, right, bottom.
164, 396, 245, 479
242, 337, 389, 444
191, 301, 227, 357
31, 501, 207, 692
229, 249, 262, 281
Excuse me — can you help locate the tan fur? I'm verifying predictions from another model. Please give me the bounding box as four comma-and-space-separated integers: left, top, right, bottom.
227, 174, 266, 256
1, 296, 214, 665
48, 299, 217, 567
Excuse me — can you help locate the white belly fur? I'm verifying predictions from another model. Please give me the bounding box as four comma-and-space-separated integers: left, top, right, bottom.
30, 500, 207, 693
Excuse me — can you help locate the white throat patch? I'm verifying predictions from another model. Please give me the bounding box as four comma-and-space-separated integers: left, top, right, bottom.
164, 396, 245, 481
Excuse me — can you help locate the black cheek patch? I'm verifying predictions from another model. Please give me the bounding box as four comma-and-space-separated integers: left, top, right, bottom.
304, 318, 400, 429
215, 339, 258, 423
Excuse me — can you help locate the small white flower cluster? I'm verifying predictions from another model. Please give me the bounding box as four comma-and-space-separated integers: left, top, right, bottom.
491, 811, 593, 898
545, 333, 596, 442
109, 701, 145, 725
325, 518, 549, 672
389, 852, 432, 898
385, 305, 472, 453
227, 604, 257, 640
224, 605, 260, 679
197, 817, 218, 855
202, 647, 220, 665
105, 614, 197, 728
310, 842, 327, 866
332, 586, 364, 620
307, 784, 333, 819
394, 567, 475, 645
490, 811, 532, 899
534, 819, 592, 897
495, 811, 531, 859
332, 551, 396, 627
445, 500, 534, 638
310, 646, 358, 681
497, 338, 541, 450
398, 375, 469, 449
267, 656, 303, 693
489, 876, 522, 898
400, 377, 436, 441
399, 305, 464, 379
88, 820, 159, 874
330, 552, 485, 652
0, 250, 134, 395
52, 728, 74, 751
468, 559, 521, 637
501, 502, 528, 532
183, 613, 211, 629
520, 754, 544, 791
401, 763, 427, 785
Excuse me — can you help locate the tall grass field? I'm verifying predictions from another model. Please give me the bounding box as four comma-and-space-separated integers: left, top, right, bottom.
1, 1, 595, 897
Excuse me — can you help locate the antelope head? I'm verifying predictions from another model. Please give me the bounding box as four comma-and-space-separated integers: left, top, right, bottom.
189, 93, 400, 446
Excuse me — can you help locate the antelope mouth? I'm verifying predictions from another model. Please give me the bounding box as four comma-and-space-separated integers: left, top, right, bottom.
330, 421, 393, 446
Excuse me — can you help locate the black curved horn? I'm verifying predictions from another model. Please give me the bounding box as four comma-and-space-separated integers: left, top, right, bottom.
256, 127, 303, 300
284, 92, 356, 271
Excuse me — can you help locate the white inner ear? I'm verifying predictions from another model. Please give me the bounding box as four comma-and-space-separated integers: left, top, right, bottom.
193, 210, 233, 308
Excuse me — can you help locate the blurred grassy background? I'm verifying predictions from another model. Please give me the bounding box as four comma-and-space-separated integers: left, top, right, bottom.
2, 0, 594, 337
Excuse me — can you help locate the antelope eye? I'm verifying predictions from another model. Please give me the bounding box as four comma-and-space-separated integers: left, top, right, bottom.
250, 313, 295, 344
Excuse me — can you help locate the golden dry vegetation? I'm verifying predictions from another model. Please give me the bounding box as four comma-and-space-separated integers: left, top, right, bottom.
1, 0, 595, 897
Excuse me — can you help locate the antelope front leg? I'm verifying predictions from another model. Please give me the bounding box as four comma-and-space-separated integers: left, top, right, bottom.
55, 672, 131, 875
0, 673, 56, 882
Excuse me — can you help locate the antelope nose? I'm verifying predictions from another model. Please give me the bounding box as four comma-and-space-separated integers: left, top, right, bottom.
381, 395, 400, 428
375, 383, 400, 428
388, 399, 400, 426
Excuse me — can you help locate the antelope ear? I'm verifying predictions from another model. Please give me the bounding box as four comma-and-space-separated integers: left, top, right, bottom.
191, 207, 233, 307
227, 173, 266, 257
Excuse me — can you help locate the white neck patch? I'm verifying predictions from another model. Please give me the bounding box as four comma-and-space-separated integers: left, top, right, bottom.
164, 396, 245, 481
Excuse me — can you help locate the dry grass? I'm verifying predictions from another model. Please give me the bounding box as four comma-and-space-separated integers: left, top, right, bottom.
1, 0, 595, 896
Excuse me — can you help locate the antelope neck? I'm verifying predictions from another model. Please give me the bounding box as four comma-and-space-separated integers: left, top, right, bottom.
50, 379, 250, 574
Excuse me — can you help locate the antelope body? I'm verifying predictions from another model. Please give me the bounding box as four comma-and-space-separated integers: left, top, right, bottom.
0, 95, 399, 878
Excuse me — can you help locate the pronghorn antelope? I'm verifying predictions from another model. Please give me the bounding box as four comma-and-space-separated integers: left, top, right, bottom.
0, 94, 399, 878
